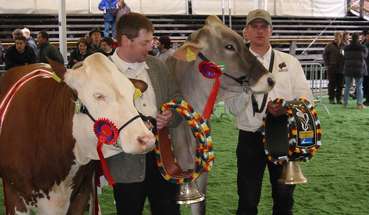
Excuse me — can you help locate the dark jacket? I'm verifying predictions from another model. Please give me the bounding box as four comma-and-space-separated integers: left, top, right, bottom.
27, 37, 39, 58
67, 48, 92, 68
343, 42, 368, 78
39, 42, 64, 65
5, 45, 36, 70
323, 41, 344, 74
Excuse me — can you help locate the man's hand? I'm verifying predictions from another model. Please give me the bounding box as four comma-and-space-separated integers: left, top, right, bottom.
267, 101, 286, 117
156, 110, 173, 130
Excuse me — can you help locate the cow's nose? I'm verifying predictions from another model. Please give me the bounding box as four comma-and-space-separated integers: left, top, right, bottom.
267, 77, 275, 87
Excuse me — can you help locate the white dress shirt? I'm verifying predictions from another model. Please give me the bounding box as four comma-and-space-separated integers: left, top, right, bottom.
111, 49, 158, 117
224, 48, 313, 132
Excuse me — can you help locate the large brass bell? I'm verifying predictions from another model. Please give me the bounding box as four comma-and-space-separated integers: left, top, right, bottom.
176, 181, 205, 205
278, 161, 307, 185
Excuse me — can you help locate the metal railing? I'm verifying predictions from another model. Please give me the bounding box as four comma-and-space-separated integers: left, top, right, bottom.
301, 61, 327, 99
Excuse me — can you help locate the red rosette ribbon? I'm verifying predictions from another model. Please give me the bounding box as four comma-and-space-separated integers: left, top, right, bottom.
198, 61, 222, 120
94, 118, 119, 186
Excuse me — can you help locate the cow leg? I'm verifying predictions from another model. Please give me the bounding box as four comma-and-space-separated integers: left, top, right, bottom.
2, 179, 29, 215
191, 173, 208, 215
67, 162, 96, 215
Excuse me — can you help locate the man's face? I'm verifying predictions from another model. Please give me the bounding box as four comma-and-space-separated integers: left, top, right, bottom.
36, 34, 46, 46
100, 41, 111, 53
78, 42, 88, 54
245, 19, 272, 47
15, 40, 26, 53
122, 29, 153, 63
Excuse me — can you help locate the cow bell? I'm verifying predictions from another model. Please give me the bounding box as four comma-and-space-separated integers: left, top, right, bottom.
176, 181, 205, 205
278, 161, 307, 185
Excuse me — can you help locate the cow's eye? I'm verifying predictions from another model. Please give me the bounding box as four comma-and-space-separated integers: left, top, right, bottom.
225, 44, 235, 51
93, 93, 106, 101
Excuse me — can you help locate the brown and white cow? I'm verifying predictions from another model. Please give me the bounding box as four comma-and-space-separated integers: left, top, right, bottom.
0, 53, 156, 214
166, 16, 275, 214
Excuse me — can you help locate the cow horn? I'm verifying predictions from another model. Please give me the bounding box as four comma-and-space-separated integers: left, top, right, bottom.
48, 58, 66, 80
205, 15, 223, 26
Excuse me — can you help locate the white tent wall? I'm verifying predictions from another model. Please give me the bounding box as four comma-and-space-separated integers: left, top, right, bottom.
191, 0, 347, 17
0, 0, 186, 14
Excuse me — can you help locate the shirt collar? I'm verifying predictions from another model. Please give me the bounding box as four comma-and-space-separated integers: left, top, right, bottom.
111, 48, 149, 74
249, 46, 272, 61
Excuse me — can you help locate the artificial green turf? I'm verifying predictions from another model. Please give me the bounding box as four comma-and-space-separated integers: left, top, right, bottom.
1, 97, 368, 214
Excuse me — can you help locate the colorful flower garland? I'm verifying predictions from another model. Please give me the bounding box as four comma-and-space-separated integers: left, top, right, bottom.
155, 98, 215, 184
261, 97, 322, 164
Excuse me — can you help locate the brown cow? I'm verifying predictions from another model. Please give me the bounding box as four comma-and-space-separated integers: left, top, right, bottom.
167, 16, 274, 214
0, 53, 156, 214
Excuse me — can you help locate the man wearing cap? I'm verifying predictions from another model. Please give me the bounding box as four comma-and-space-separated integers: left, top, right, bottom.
88, 28, 104, 53
224, 9, 313, 215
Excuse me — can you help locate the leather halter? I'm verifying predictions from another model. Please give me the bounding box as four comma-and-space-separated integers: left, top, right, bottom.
78, 102, 141, 133
197, 52, 249, 85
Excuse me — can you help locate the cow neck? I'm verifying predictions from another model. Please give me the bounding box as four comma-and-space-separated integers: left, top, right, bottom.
0, 69, 61, 134
251, 50, 274, 116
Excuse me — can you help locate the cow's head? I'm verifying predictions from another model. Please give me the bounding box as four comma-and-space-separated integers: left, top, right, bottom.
57, 53, 156, 161
173, 15, 274, 94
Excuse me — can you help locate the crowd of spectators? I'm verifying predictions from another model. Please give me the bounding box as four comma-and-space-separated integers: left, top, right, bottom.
323, 30, 369, 109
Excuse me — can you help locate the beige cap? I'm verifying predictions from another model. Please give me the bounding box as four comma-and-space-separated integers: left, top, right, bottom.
246, 9, 272, 26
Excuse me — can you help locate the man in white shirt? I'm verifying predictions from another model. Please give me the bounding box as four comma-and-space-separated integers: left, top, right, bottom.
106, 12, 181, 215
225, 9, 313, 215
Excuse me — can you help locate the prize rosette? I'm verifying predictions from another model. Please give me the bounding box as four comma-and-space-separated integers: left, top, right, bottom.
93, 118, 119, 186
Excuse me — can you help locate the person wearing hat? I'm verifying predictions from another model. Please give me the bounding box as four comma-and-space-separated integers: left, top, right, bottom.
224, 9, 313, 215
88, 28, 103, 53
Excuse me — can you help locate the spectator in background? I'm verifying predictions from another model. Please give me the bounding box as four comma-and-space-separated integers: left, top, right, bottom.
12, 29, 23, 40
98, 0, 119, 37
362, 30, 369, 106
68, 38, 91, 68
100, 37, 115, 56
0, 42, 4, 65
323, 32, 345, 104
36, 31, 64, 64
88, 28, 103, 53
157, 36, 175, 62
149, 37, 160, 56
115, 0, 131, 25
343, 33, 368, 109
21, 27, 38, 58
4, 36, 36, 70
342, 31, 350, 46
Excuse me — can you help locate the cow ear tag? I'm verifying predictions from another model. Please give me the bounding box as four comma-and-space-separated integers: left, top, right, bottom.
185, 47, 197, 62
198, 61, 222, 79
134, 88, 143, 100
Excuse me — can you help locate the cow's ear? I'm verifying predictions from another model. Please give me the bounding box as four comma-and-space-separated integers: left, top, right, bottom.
130, 79, 148, 93
205, 15, 223, 26
173, 42, 202, 62
48, 58, 66, 80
